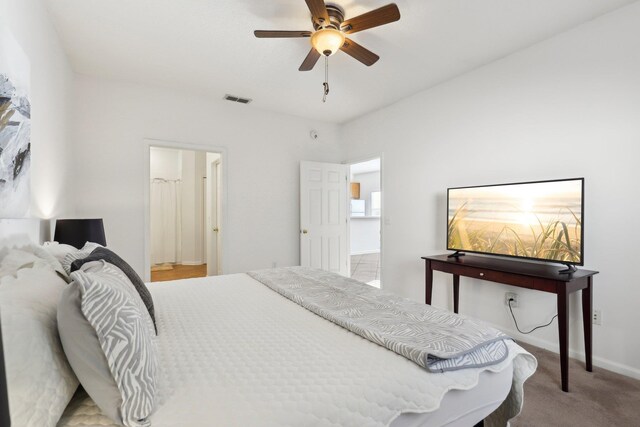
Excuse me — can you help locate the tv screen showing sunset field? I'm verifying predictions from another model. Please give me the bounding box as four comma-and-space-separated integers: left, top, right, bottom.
447, 179, 583, 264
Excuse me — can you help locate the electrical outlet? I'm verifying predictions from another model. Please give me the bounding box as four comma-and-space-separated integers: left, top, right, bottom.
505, 292, 519, 308
593, 309, 602, 325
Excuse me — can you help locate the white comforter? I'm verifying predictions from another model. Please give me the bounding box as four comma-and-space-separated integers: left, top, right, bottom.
58, 273, 536, 427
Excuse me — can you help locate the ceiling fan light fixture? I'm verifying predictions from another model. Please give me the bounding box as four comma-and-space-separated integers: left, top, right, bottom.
310, 28, 345, 56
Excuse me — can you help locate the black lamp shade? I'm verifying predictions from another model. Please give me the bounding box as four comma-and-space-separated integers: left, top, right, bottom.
54, 219, 106, 249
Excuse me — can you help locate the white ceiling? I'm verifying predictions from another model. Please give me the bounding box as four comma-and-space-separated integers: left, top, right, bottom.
43, 0, 636, 124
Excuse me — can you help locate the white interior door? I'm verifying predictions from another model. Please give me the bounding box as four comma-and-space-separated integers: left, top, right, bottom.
215, 160, 222, 274
300, 161, 349, 276
206, 159, 219, 275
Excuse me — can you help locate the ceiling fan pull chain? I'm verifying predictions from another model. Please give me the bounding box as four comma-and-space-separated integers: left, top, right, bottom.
322, 56, 329, 103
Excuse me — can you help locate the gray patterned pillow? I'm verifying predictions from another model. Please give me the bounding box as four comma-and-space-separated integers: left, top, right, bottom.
58, 260, 157, 427
70, 247, 157, 334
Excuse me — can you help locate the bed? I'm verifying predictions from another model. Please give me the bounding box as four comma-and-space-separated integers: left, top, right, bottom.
0, 226, 537, 427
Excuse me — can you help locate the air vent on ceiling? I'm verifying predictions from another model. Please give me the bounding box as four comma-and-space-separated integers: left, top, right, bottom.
224, 94, 252, 104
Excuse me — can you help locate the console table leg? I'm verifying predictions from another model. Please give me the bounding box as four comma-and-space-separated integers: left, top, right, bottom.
425, 260, 433, 305
453, 275, 460, 314
582, 277, 593, 372
558, 289, 570, 392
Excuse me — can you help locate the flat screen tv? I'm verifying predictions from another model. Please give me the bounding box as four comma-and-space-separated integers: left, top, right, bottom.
447, 178, 584, 271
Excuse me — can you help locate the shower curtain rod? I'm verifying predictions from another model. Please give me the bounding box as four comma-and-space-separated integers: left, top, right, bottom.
151, 178, 182, 182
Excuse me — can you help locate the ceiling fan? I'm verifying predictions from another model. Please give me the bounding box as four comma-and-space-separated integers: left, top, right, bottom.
254, 0, 401, 71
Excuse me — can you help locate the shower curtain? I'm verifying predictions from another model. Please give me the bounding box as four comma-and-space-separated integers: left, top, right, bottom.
150, 179, 182, 265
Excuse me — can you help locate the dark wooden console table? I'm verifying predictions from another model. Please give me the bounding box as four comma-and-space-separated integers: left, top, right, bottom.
422, 254, 598, 392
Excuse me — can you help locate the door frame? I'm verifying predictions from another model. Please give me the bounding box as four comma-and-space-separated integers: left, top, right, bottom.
344, 153, 384, 286
143, 138, 229, 282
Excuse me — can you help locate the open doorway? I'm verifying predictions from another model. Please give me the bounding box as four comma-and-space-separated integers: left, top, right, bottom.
349, 158, 381, 288
149, 146, 221, 282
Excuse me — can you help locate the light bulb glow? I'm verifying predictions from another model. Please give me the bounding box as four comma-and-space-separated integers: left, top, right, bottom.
310, 28, 345, 56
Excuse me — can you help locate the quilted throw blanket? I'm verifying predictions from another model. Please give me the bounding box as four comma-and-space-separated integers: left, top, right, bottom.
248, 267, 510, 372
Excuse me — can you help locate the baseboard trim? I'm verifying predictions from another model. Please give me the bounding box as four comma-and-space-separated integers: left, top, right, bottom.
180, 261, 205, 266
486, 321, 640, 380
350, 250, 380, 256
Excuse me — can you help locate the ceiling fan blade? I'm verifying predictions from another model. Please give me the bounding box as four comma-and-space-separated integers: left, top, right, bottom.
254, 30, 312, 38
341, 3, 400, 34
304, 0, 330, 26
340, 38, 379, 66
299, 48, 321, 71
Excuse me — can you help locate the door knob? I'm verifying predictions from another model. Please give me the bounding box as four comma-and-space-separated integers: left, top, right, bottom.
301, 229, 308, 234
213, 227, 219, 232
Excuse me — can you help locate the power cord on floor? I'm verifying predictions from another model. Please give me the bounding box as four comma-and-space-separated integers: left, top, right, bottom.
508, 298, 558, 334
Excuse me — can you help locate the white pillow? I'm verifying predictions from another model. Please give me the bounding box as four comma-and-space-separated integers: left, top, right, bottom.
0, 244, 64, 278
0, 249, 48, 277
42, 241, 79, 264
0, 265, 79, 427
0, 233, 33, 250
58, 260, 157, 427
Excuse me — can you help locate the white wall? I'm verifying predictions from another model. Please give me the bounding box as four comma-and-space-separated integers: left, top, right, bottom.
350, 170, 381, 254
71, 75, 343, 277
341, 3, 640, 378
2, 0, 75, 220
352, 171, 380, 217
350, 218, 380, 255
150, 147, 181, 181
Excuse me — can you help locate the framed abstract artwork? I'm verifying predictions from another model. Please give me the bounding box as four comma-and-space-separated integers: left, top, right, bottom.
0, 27, 31, 217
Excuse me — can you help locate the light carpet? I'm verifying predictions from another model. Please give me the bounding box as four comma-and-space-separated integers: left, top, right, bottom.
511, 342, 640, 426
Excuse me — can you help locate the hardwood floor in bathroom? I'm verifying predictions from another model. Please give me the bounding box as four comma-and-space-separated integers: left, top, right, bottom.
151, 264, 207, 282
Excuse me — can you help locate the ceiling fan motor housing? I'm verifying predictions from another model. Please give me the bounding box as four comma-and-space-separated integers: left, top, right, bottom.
313, 4, 345, 30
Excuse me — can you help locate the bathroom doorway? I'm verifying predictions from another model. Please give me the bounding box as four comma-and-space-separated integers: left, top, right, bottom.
148, 146, 222, 282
